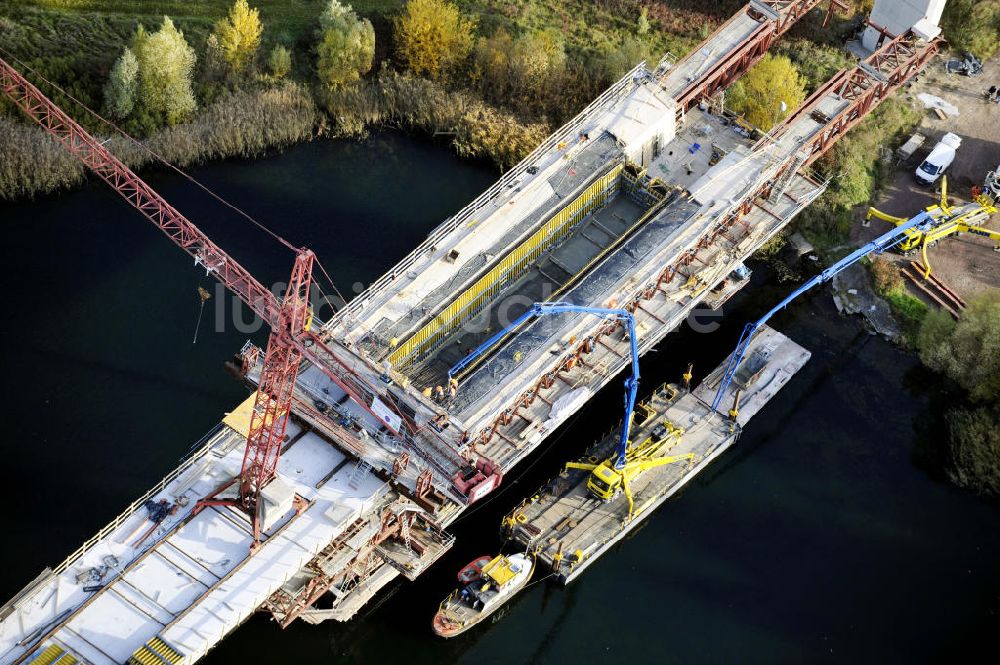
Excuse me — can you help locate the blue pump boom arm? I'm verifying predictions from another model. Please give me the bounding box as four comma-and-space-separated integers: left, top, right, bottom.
710, 211, 933, 411
448, 302, 640, 470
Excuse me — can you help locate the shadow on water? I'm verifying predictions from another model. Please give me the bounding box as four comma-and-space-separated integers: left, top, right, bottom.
1, 130, 997, 665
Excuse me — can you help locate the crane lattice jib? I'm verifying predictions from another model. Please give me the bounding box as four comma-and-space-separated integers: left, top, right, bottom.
0, 56, 405, 539
0, 57, 282, 325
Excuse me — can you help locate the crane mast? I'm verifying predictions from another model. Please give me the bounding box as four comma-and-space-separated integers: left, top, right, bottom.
0, 56, 338, 543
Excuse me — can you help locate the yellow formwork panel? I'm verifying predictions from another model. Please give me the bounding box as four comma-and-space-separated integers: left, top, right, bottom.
389, 163, 624, 367
222, 393, 288, 439
27, 645, 67, 665
127, 649, 158, 665
222, 393, 258, 438
149, 637, 184, 664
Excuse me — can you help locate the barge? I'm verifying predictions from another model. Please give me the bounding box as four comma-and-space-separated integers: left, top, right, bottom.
502, 326, 810, 583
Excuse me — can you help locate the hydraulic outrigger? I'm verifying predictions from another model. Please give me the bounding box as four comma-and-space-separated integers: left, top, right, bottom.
865, 167, 1000, 278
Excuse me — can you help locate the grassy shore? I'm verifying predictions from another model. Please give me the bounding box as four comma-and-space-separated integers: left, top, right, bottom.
0, 0, 935, 208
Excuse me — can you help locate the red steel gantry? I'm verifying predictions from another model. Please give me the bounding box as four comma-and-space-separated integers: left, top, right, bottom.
0, 57, 400, 543
672, 0, 849, 113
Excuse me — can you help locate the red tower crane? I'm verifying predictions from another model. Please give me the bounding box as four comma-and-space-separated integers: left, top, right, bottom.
0, 57, 393, 544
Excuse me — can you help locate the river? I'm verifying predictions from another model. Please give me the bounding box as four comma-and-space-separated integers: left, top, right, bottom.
1, 131, 997, 664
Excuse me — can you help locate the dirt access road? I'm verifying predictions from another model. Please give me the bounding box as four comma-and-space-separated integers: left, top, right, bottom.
859, 51, 1000, 300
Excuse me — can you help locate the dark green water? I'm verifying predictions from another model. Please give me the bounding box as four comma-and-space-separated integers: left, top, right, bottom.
1, 131, 997, 664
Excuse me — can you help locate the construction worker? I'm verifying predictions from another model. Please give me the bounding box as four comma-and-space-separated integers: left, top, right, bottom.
434, 385, 445, 402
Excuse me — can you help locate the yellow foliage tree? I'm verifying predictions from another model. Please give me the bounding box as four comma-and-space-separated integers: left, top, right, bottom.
133, 18, 197, 125
316, 0, 374, 87
726, 54, 805, 130
213, 0, 263, 72
395, 0, 475, 80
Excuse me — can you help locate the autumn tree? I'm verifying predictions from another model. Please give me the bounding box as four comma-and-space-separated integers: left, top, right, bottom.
638, 7, 650, 35
212, 0, 264, 72
473, 29, 565, 110
918, 295, 1000, 403
269, 44, 292, 79
104, 48, 139, 118
726, 53, 805, 130
946, 403, 1000, 497
941, 0, 1000, 59
598, 35, 653, 83
132, 18, 198, 125
395, 0, 475, 80
316, 0, 375, 87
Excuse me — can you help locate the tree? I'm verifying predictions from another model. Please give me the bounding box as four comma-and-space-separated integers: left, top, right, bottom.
510, 29, 566, 94
104, 48, 139, 119
726, 53, 805, 130
133, 18, 198, 125
869, 255, 902, 296
941, 0, 1000, 59
918, 295, 1000, 403
268, 44, 292, 79
637, 7, 650, 35
316, 1, 374, 87
473, 28, 565, 105
473, 29, 514, 96
598, 35, 652, 83
946, 403, 1000, 497
213, 0, 264, 72
395, 0, 475, 80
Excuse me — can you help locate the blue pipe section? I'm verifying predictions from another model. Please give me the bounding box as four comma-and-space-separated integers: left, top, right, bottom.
448, 301, 640, 469
710, 210, 934, 411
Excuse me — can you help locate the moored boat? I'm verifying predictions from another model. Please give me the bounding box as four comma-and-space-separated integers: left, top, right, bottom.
432, 553, 534, 637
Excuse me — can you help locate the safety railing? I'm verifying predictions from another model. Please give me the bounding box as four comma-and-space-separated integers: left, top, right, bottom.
324, 63, 648, 332
51, 424, 231, 575
387, 163, 625, 367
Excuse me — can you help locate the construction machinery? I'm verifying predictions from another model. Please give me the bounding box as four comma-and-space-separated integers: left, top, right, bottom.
866, 167, 1000, 277
0, 0, 949, 657
449, 300, 693, 515
0, 56, 423, 546
566, 409, 696, 519
503, 326, 811, 583
450, 302, 642, 469
712, 210, 934, 410
451, 300, 698, 520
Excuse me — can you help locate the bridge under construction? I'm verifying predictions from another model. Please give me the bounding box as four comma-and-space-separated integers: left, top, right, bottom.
0, 1, 944, 663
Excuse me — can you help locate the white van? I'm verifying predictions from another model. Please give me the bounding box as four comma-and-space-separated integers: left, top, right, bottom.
915, 133, 961, 185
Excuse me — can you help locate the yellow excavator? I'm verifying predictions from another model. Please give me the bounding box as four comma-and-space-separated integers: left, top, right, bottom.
566, 402, 697, 522
866, 166, 1000, 278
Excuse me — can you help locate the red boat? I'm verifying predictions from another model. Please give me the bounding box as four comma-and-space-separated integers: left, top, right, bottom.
456, 555, 491, 584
